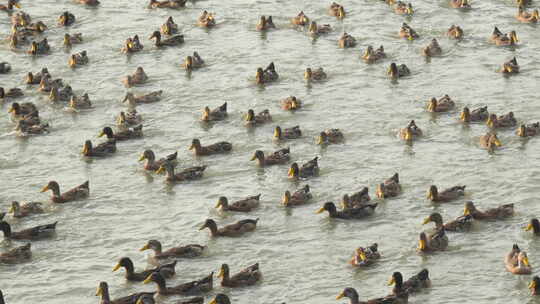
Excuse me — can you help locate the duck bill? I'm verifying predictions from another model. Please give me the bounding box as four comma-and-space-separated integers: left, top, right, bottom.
8, 206, 15, 213
529, 280, 537, 290
418, 239, 426, 251
138, 155, 145, 161
155, 167, 165, 175
82, 146, 89, 155
427, 191, 433, 200
317, 136, 325, 145
250, 154, 257, 161
215, 202, 222, 209
404, 130, 412, 141
287, 167, 295, 178
494, 138, 502, 147
358, 252, 367, 261
315, 207, 325, 214
407, 6, 413, 14
217, 268, 224, 278
98, 131, 105, 138
112, 263, 121, 272
142, 275, 153, 284
523, 257, 530, 267
388, 277, 396, 286
463, 208, 471, 216
40, 185, 49, 192
14, 2, 21, 8
209, 299, 217, 304
526, 223, 533, 231
282, 195, 289, 206
422, 217, 430, 225
460, 111, 467, 121
139, 244, 150, 251
336, 292, 345, 300
8, 107, 15, 113
95, 287, 102, 296
188, 144, 195, 150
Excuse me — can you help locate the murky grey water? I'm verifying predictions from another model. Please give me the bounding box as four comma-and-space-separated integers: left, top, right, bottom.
1, 0, 540, 303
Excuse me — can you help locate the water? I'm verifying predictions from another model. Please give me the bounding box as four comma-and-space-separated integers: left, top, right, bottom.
1, 0, 540, 303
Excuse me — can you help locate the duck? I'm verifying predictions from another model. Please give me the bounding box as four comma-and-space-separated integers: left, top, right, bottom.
336, 287, 401, 304
376, 173, 401, 198
156, 162, 206, 183
79, 0, 100, 5
318, 129, 344, 145
27, 39, 50, 55
144, 272, 213, 295
215, 194, 261, 212
427, 185, 465, 202
82, 140, 116, 157
15, 120, 49, 136
122, 35, 144, 53
218, 263, 261, 287
122, 91, 162, 106
99, 126, 143, 141
399, 120, 422, 141
0, 243, 31, 264
161, 16, 178, 35
140, 240, 205, 259
26, 68, 50, 85
96, 281, 155, 304
139, 150, 178, 171
291, 11, 309, 26
0, 62, 11, 74
463, 201, 514, 220
113, 257, 176, 282
189, 139, 232, 156
338, 32, 357, 48
447, 25, 464, 39
274, 126, 302, 140
362, 45, 386, 63
461, 106, 488, 122
387, 63, 410, 79
487, 112, 517, 128
517, 122, 540, 137
387, 272, 410, 303
0, 221, 57, 240
11, 11, 30, 26
39, 75, 64, 93
199, 218, 258, 237
280, 96, 302, 111
149, 30, 184, 47
9, 201, 44, 218
402, 269, 431, 294
316, 201, 377, 219
198, 10, 216, 27
0, 0, 20, 12
423, 212, 473, 232
479, 132, 502, 151
525, 218, 540, 235
499, 57, 519, 74
349, 243, 380, 267
450, 0, 470, 8
422, 38, 442, 57
491, 27, 518, 46
282, 185, 312, 207
255, 62, 279, 84
329, 2, 346, 18
506, 250, 531, 274
244, 109, 272, 126
529, 277, 540, 295
8, 102, 35, 118
123, 67, 148, 87
41, 180, 89, 203
256, 16, 276, 31
58, 11, 75, 26
209, 294, 230, 304
148, 0, 186, 9
117, 110, 142, 129
69, 94, 92, 110
68, 50, 89, 68
309, 21, 332, 36
399, 23, 419, 40
394, 1, 413, 15
341, 188, 371, 209
288, 157, 319, 179
427, 95, 455, 112
304, 67, 327, 81
183, 52, 204, 70
251, 148, 290, 167
49, 85, 74, 103
64, 33, 83, 47
516, 6, 539, 23
418, 228, 448, 252
201, 103, 227, 122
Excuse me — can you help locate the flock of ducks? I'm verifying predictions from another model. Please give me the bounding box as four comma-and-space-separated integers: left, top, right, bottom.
1, 0, 540, 303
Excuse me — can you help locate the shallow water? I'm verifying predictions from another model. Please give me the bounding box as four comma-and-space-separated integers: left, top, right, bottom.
1, 0, 540, 303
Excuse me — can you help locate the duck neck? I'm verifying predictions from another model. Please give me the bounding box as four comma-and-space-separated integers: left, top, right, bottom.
0, 222, 12, 238
100, 286, 111, 304
221, 268, 230, 284
207, 222, 219, 236
155, 276, 167, 293
123, 261, 134, 276
153, 243, 162, 254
